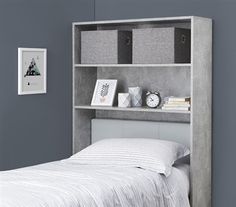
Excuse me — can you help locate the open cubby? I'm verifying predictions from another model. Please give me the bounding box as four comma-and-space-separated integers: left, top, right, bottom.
73, 17, 191, 65
74, 66, 190, 106
72, 16, 212, 207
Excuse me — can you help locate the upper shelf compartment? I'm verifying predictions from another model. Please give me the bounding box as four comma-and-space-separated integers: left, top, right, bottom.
73, 17, 191, 65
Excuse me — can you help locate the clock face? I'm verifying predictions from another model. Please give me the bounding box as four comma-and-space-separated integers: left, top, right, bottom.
146, 93, 160, 108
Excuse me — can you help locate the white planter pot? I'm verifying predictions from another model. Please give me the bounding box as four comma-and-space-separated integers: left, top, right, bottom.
118, 93, 131, 108
128, 87, 142, 107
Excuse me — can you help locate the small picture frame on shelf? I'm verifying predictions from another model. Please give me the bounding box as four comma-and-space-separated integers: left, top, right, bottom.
18, 48, 47, 95
91, 79, 117, 106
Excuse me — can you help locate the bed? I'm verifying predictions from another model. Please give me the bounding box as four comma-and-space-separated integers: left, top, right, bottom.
0, 119, 191, 207
0, 161, 190, 207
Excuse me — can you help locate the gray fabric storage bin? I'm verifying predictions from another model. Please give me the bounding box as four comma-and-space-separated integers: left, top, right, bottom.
81, 30, 132, 64
133, 27, 191, 64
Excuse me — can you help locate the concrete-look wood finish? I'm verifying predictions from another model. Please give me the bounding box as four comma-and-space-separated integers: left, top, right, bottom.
96, 110, 190, 122
74, 67, 97, 106
75, 63, 192, 67
73, 109, 95, 153
72, 16, 212, 207
97, 67, 191, 105
76, 105, 190, 114
73, 68, 97, 153
190, 16, 212, 207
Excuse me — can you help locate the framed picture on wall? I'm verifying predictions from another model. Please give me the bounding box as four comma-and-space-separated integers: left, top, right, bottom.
91, 79, 117, 106
18, 48, 47, 95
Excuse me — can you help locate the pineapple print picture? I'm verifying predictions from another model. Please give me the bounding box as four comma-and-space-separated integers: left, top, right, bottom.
91, 79, 117, 106
100, 83, 109, 103
18, 48, 47, 95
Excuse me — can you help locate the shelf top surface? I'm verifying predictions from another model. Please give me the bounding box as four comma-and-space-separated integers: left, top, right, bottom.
74, 63, 192, 68
73, 16, 199, 26
75, 105, 191, 114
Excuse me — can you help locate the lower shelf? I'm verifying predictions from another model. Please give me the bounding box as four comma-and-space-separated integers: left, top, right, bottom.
74, 105, 191, 114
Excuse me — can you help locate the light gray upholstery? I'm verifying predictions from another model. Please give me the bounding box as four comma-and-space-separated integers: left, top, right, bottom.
91, 119, 190, 148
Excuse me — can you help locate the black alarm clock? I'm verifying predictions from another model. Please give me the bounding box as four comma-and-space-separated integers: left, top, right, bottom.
146, 91, 161, 108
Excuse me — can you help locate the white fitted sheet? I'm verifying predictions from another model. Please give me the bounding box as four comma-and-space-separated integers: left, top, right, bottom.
0, 160, 190, 207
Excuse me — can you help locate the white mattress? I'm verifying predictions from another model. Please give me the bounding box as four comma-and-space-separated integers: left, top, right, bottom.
0, 160, 190, 207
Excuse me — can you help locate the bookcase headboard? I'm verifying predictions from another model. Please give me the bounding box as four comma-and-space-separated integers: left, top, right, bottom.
73, 16, 212, 207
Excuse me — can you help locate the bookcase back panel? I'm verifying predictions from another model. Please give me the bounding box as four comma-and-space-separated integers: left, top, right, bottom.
97, 67, 191, 106
74, 67, 97, 106
96, 110, 190, 123
97, 22, 191, 31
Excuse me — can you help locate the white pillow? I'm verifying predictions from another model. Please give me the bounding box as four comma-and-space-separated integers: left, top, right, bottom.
69, 138, 190, 177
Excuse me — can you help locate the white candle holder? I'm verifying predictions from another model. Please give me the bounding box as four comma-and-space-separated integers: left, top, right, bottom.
128, 87, 142, 107
118, 93, 131, 108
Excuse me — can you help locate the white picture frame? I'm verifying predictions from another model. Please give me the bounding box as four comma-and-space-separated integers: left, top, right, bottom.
18, 48, 47, 95
91, 79, 117, 106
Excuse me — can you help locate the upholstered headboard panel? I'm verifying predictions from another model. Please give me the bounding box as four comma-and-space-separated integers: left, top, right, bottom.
91, 119, 190, 148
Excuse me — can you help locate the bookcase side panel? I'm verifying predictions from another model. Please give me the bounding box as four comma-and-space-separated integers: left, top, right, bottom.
73, 24, 97, 154
73, 68, 97, 153
73, 26, 81, 65
73, 110, 95, 153
191, 17, 212, 207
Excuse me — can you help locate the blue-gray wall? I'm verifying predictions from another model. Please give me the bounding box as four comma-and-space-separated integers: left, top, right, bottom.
0, 0, 235, 206
0, 0, 94, 170
95, 0, 236, 206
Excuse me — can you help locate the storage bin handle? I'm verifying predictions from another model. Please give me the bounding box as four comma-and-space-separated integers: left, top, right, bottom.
125, 37, 131, 46
181, 34, 186, 44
